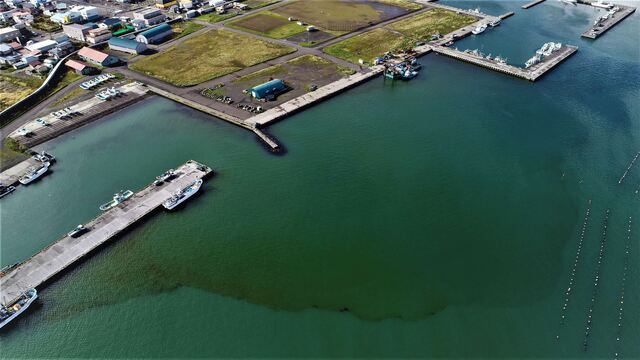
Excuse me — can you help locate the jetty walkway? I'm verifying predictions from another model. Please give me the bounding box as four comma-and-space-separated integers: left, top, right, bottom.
522, 0, 547, 9
581, 3, 636, 39
0, 160, 212, 306
431, 44, 577, 81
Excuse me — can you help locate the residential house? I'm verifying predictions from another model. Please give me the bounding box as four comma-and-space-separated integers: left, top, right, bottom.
77, 46, 119, 66
65, 58, 97, 74
85, 27, 111, 44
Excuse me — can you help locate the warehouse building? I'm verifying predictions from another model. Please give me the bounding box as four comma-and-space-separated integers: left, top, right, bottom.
135, 23, 172, 44
78, 46, 119, 66
250, 79, 288, 101
155, 0, 177, 9
65, 59, 98, 75
108, 37, 147, 55
85, 27, 111, 44
0, 26, 20, 42
63, 23, 97, 42
133, 7, 166, 26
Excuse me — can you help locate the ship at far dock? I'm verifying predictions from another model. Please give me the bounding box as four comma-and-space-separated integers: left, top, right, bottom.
163, 179, 203, 210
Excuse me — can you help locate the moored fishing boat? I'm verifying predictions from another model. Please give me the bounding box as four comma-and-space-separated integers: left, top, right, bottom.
163, 179, 203, 210
0, 288, 37, 329
19, 162, 50, 185
99, 190, 134, 211
0, 184, 16, 198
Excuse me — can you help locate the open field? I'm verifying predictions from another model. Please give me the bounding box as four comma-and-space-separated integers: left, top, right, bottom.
171, 21, 205, 39
211, 54, 354, 111
273, 0, 411, 32
324, 8, 478, 64
196, 11, 238, 23
129, 29, 295, 86
324, 28, 409, 64
0, 73, 42, 111
388, 8, 477, 39
226, 11, 307, 39
30, 16, 62, 32
0, 138, 28, 172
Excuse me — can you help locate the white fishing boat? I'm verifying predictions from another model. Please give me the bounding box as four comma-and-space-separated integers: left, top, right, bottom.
472, 24, 487, 35
99, 190, 134, 211
19, 162, 50, 185
0, 289, 37, 329
163, 179, 203, 210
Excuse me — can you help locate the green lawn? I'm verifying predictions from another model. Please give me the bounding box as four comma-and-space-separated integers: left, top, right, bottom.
129, 29, 296, 86
226, 11, 307, 39
196, 11, 238, 23
387, 8, 477, 39
0, 138, 28, 172
324, 8, 477, 64
171, 21, 205, 39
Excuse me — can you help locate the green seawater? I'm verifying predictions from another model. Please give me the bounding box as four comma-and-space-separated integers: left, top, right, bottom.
1, 1, 639, 357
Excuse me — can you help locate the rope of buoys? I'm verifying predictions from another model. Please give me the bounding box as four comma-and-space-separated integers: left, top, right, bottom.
613, 217, 632, 360
556, 200, 592, 340
618, 151, 640, 184
583, 209, 610, 351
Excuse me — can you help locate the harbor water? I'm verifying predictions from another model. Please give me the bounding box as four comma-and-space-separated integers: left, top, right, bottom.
0, 1, 638, 357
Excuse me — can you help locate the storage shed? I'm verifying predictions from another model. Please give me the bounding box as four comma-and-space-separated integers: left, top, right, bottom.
108, 37, 147, 55
250, 79, 288, 100
135, 23, 173, 44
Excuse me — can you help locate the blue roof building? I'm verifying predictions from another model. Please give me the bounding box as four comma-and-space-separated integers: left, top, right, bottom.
108, 37, 147, 54
135, 23, 173, 44
250, 79, 288, 100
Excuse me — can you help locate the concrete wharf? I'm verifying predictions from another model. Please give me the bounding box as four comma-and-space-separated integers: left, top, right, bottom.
246, 66, 385, 127
10, 82, 149, 148
522, 0, 547, 9
0, 160, 212, 306
431, 44, 578, 81
0, 157, 42, 186
581, 4, 636, 39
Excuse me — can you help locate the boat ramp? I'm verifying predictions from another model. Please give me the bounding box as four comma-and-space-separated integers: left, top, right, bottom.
0, 160, 212, 306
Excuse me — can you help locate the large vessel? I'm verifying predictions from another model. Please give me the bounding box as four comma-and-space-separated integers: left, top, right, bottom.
99, 190, 134, 211
163, 179, 203, 210
0, 288, 37, 330
18, 162, 50, 185
471, 24, 487, 35
0, 184, 15, 198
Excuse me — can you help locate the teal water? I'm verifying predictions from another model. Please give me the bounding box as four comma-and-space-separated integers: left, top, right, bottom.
1, 1, 639, 357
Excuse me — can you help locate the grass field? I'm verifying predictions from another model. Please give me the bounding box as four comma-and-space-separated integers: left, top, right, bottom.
227, 11, 306, 39
196, 11, 237, 23
171, 21, 205, 39
324, 8, 477, 64
31, 16, 62, 32
0, 73, 42, 111
274, 0, 382, 30
129, 29, 295, 86
324, 28, 409, 64
376, 0, 422, 10
388, 8, 476, 38
233, 54, 354, 85
0, 138, 28, 172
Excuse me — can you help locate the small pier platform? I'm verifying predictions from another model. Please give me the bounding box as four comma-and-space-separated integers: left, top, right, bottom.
0, 157, 42, 186
581, 4, 636, 39
522, 0, 546, 9
246, 66, 385, 127
0, 160, 212, 306
431, 44, 577, 81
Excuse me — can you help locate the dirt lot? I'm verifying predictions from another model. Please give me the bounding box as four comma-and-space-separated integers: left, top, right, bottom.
198, 55, 355, 114
0, 72, 42, 111
231, 13, 289, 33
129, 29, 296, 86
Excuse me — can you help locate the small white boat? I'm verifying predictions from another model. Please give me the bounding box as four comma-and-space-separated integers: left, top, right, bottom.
472, 24, 487, 35
0, 184, 16, 198
19, 162, 50, 185
592, 1, 613, 9
489, 19, 501, 27
163, 179, 203, 210
99, 190, 134, 211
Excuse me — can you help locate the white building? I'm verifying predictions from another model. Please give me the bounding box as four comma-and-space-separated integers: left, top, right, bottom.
85, 27, 111, 44
0, 26, 20, 42
25, 39, 57, 52
133, 7, 166, 26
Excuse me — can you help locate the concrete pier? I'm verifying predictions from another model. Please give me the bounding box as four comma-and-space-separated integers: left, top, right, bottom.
246, 66, 385, 127
0, 157, 42, 186
431, 44, 577, 81
0, 160, 212, 306
581, 4, 636, 39
522, 0, 547, 9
